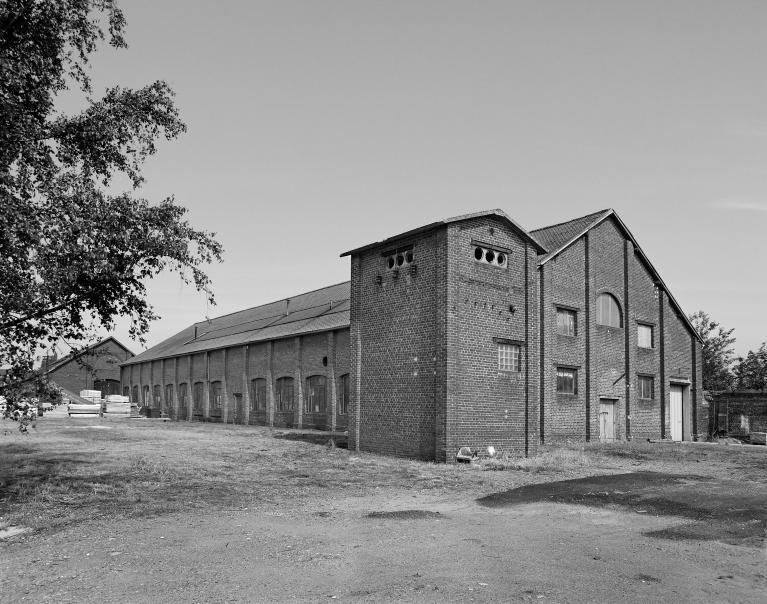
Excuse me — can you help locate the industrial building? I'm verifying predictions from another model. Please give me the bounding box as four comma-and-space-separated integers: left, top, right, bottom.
121, 209, 703, 461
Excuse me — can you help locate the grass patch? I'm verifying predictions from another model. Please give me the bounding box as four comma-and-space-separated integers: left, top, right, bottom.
480, 449, 593, 473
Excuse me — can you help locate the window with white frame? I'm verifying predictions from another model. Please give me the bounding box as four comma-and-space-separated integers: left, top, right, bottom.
498, 343, 521, 372
638, 323, 653, 348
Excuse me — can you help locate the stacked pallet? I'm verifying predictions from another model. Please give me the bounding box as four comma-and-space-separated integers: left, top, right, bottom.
104, 395, 130, 415
68, 389, 102, 416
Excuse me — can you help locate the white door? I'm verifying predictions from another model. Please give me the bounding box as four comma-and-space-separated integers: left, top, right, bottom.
599, 400, 616, 442
670, 385, 683, 441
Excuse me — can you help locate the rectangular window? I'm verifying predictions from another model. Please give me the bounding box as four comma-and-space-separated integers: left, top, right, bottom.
339, 374, 350, 415
210, 381, 222, 410
638, 375, 654, 399
638, 324, 653, 348
556, 308, 576, 336
498, 343, 521, 372
556, 368, 577, 394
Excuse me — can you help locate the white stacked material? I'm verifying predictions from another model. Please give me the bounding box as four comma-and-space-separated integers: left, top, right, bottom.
104, 402, 131, 414
80, 390, 101, 398
68, 403, 100, 415
105, 395, 129, 403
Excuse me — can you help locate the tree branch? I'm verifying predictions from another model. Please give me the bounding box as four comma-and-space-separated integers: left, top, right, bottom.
0, 299, 75, 332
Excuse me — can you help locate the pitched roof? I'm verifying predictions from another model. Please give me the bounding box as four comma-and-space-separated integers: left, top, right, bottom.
122, 281, 351, 366
43, 337, 134, 374
531, 209, 612, 263
340, 209, 547, 257
533, 209, 702, 342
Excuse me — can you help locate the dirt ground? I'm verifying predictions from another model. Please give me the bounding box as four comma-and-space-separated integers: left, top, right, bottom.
1, 414, 766, 603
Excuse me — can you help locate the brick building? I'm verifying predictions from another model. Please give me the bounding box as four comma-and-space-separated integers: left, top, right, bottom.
121, 209, 703, 461
43, 337, 134, 398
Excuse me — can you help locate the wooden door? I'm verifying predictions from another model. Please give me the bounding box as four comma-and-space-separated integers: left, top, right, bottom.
670, 385, 683, 441
599, 399, 616, 442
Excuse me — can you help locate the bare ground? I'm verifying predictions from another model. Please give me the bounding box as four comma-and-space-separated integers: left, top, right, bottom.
1, 414, 766, 603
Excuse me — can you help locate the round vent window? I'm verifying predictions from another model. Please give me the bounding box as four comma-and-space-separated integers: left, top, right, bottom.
485, 250, 495, 263
474, 247, 484, 260
387, 256, 395, 269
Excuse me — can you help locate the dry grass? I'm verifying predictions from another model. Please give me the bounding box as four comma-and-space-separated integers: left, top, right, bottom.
480, 448, 594, 473
2, 416, 765, 535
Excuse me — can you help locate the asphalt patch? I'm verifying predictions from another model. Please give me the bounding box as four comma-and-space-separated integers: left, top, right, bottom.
478, 472, 766, 546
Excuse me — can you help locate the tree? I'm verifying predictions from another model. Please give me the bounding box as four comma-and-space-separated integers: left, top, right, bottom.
0, 1, 222, 381
733, 343, 767, 391
688, 311, 736, 391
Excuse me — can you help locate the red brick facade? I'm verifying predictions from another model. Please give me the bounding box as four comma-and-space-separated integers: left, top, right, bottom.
44, 337, 133, 397
121, 209, 702, 461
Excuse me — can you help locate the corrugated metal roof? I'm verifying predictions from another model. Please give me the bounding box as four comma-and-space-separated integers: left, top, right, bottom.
122, 282, 351, 366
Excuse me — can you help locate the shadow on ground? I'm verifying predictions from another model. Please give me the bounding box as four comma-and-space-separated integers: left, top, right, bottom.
478, 471, 767, 547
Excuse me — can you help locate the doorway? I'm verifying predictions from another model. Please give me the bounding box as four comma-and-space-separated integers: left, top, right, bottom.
599, 399, 617, 442
670, 385, 684, 441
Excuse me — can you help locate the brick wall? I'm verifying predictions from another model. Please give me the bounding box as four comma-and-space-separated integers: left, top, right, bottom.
48, 339, 132, 395
350, 228, 445, 460
445, 216, 539, 460
539, 216, 700, 443
708, 391, 767, 438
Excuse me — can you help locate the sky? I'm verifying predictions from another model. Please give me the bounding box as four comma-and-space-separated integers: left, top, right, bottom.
54, 0, 767, 359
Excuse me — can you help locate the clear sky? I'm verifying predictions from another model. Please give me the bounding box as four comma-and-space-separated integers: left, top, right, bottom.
56, 0, 767, 359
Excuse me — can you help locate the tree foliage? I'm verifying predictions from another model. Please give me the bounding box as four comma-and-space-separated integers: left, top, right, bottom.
733, 343, 767, 391
688, 311, 736, 391
0, 1, 222, 378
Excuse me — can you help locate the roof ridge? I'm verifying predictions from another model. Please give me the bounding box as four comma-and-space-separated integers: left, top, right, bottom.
530, 209, 612, 233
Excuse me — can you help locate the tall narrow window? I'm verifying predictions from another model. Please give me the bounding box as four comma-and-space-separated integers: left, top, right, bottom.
250, 378, 267, 411
178, 383, 188, 409
143, 385, 150, 407
638, 323, 654, 348
556, 367, 577, 394
276, 377, 294, 411
498, 343, 521, 372
556, 308, 577, 336
210, 381, 222, 410
339, 374, 350, 415
131, 385, 138, 404
596, 293, 622, 327
305, 376, 327, 413
153, 385, 161, 407
193, 382, 204, 412
165, 384, 174, 408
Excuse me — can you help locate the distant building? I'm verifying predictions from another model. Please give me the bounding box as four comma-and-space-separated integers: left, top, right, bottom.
42, 337, 134, 398
121, 209, 703, 460
705, 390, 767, 439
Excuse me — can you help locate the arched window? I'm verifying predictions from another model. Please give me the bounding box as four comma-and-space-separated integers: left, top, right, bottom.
193, 382, 204, 412
250, 378, 266, 411
210, 381, 222, 410
276, 377, 294, 411
305, 376, 326, 413
143, 385, 150, 407
131, 385, 138, 404
165, 384, 174, 408
338, 374, 350, 415
153, 385, 162, 408
178, 383, 188, 408
596, 293, 622, 327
